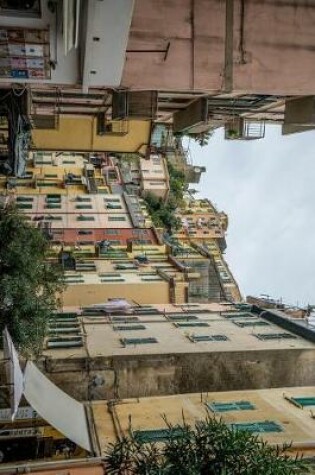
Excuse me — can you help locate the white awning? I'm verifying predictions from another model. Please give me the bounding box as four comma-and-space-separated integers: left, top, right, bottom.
2, 328, 24, 421
24, 361, 91, 452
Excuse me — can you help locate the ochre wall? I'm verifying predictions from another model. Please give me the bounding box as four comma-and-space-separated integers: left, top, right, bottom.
32, 117, 151, 153
61, 282, 170, 306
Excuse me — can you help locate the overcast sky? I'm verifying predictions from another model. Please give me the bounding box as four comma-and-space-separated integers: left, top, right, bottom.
187, 125, 315, 307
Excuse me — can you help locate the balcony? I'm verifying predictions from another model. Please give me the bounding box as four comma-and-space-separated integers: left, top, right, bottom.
225, 118, 265, 141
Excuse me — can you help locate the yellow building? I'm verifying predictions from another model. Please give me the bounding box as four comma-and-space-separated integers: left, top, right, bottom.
57, 244, 190, 306
92, 386, 315, 459
170, 196, 241, 303
32, 117, 151, 154
175, 197, 227, 242
39, 304, 315, 401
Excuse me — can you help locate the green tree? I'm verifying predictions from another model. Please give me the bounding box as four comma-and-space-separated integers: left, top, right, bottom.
144, 192, 181, 232
104, 414, 307, 475
0, 204, 64, 356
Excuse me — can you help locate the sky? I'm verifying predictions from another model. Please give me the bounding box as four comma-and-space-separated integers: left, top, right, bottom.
187, 125, 315, 307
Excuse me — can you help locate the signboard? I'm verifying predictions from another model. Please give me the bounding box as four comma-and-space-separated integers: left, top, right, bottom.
0, 28, 50, 80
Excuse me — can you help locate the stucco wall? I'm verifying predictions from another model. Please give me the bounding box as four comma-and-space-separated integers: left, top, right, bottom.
32, 117, 151, 153
61, 281, 170, 306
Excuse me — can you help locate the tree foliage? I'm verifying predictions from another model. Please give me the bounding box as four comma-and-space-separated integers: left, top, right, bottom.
0, 204, 64, 356
104, 414, 307, 475
174, 129, 215, 147
144, 192, 181, 232
144, 161, 185, 232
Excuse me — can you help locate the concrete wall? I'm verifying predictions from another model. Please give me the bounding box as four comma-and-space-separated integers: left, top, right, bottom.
41, 348, 315, 401
32, 117, 151, 153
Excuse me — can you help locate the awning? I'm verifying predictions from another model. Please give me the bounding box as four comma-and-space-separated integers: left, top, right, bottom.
2, 328, 24, 421
24, 361, 91, 452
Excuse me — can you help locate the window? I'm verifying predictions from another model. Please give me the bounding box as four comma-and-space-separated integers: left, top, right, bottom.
290, 397, 315, 407
105, 204, 122, 209
16, 196, 33, 202
230, 421, 283, 433
45, 203, 61, 209
121, 337, 158, 345
46, 194, 61, 202
37, 182, 60, 187
176, 322, 209, 328
16, 203, 33, 209
168, 315, 198, 322
189, 335, 228, 343
255, 333, 297, 341
76, 205, 93, 209
207, 401, 255, 412
235, 304, 252, 311
64, 275, 85, 284
233, 320, 270, 327
51, 312, 78, 320
133, 428, 184, 443
107, 240, 121, 245
104, 198, 121, 203
106, 229, 120, 235
49, 326, 80, 335
141, 277, 163, 281
45, 216, 62, 221
46, 314, 82, 349
115, 264, 138, 270
113, 325, 146, 331
77, 215, 95, 221
222, 312, 254, 319
108, 216, 126, 222
46, 337, 84, 348
111, 316, 139, 323
76, 197, 91, 202
78, 230, 93, 235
